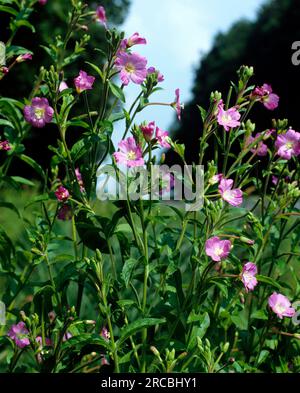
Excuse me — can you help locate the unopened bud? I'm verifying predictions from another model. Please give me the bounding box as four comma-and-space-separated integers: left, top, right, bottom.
150, 346, 160, 357
240, 236, 255, 245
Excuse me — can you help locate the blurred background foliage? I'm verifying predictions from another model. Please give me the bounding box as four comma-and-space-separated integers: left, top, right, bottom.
166, 0, 300, 165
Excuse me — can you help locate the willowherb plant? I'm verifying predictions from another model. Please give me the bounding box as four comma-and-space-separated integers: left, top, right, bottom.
0, 0, 300, 374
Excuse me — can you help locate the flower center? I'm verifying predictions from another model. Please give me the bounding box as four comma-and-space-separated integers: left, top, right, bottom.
222, 113, 232, 123
215, 246, 223, 256
285, 142, 294, 150
223, 190, 232, 200
274, 302, 286, 314
127, 150, 136, 160
125, 62, 135, 74
34, 107, 45, 119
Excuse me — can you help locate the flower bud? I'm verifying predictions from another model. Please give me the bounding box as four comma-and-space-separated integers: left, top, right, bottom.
240, 236, 255, 245
150, 346, 160, 357
222, 342, 230, 353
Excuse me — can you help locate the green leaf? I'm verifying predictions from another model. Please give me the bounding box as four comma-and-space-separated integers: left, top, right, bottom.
109, 112, 125, 123
108, 81, 125, 103
0, 6, 18, 16
251, 309, 268, 321
85, 61, 103, 81
61, 333, 111, 351
257, 350, 270, 366
116, 318, 165, 348
19, 154, 45, 179
0, 119, 13, 128
13, 19, 35, 33
0, 202, 20, 218
6, 45, 33, 60
256, 275, 282, 290
25, 193, 49, 208
10, 176, 35, 186
121, 258, 137, 287
197, 105, 207, 123
231, 311, 248, 330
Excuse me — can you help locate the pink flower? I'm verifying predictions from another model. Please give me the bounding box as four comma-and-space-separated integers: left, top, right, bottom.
246, 133, 268, 156
16, 53, 32, 63
57, 204, 72, 221
7, 322, 30, 349
121, 32, 147, 50
96, 6, 107, 28
275, 129, 300, 160
241, 262, 258, 292
36, 336, 52, 347
272, 176, 278, 185
209, 173, 223, 185
113, 137, 144, 167
55, 186, 70, 202
1, 66, 9, 75
38, 0, 47, 5
160, 172, 175, 195
101, 327, 110, 340
252, 84, 279, 110
62, 332, 72, 342
74, 70, 95, 94
147, 67, 164, 82
171, 88, 183, 120
0, 140, 11, 151
155, 127, 170, 148
218, 179, 243, 207
217, 100, 241, 131
48, 311, 56, 323
115, 52, 147, 86
75, 168, 85, 192
268, 292, 295, 319
205, 236, 232, 262
59, 81, 68, 92
140, 121, 155, 142
24, 97, 54, 128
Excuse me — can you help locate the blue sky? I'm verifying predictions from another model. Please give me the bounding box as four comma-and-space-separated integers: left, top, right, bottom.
113, 0, 266, 147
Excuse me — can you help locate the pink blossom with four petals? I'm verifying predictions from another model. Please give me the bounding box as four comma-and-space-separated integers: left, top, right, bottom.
205, 236, 232, 262
115, 52, 148, 86
55, 186, 70, 202
217, 100, 241, 131
246, 133, 268, 156
113, 137, 144, 167
74, 70, 95, 94
241, 262, 258, 292
275, 129, 300, 160
268, 292, 295, 319
252, 84, 279, 110
24, 97, 54, 128
7, 322, 30, 348
218, 179, 243, 207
